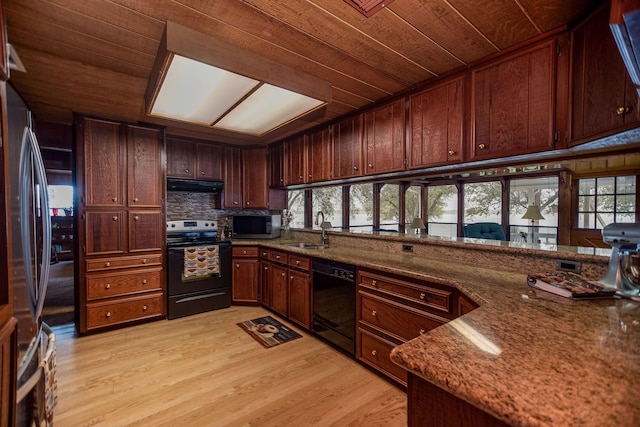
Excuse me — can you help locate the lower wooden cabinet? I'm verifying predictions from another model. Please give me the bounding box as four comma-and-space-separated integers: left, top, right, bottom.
232, 246, 259, 303
80, 253, 165, 334
356, 268, 474, 386
0, 318, 17, 427
288, 263, 311, 330
270, 263, 289, 316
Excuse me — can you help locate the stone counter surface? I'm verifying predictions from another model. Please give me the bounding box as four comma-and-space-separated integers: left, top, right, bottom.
233, 238, 640, 426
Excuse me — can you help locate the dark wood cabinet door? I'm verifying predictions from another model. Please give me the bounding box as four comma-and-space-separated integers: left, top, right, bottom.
242, 147, 268, 209
409, 76, 464, 168
0, 318, 17, 427
332, 115, 363, 179
285, 135, 306, 185
270, 264, 288, 316
166, 137, 196, 179
288, 269, 311, 329
364, 99, 406, 175
128, 210, 163, 253
269, 142, 285, 188
259, 261, 271, 306
308, 127, 331, 182
232, 259, 259, 303
471, 39, 556, 160
127, 125, 162, 207
82, 118, 125, 207
196, 143, 223, 180
223, 146, 243, 208
84, 210, 125, 255
570, 4, 640, 143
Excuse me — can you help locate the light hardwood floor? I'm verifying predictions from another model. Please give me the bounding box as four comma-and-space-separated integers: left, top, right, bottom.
51, 306, 407, 426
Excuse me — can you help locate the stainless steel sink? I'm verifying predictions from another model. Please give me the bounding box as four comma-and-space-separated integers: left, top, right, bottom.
286, 242, 323, 250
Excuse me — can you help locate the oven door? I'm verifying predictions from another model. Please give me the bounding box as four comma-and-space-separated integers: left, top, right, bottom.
166, 242, 232, 319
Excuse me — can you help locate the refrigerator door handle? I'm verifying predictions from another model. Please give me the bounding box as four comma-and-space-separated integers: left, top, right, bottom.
19, 115, 52, 323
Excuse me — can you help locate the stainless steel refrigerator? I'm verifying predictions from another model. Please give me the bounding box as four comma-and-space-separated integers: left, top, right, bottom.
7, 84, 57, 426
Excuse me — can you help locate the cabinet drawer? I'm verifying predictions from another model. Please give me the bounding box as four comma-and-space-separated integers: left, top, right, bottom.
288, 254, 310, 271
360, 293, 446, 341
268, 250, 288, 264
359, 271, 452, 314
86, 268, 162, 300
232, 246, 259, 258
358, 328, 407, 385
86, 293, 163, 330
86, 253, 162, 272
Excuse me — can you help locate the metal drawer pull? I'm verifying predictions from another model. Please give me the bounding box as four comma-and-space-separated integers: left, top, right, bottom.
420, 292, 426, 300
134, 215, 139, 221
142, 279, 147, 284
142, 259, 147, 264
105, 283, 110, 289
296, 260, 300, 265
236, 264, 240, 268
264, 266, 268, 270
106, 311, 111, 318
371, 349, 378, 356
372, 279, 377, 287
281, 272, 285, 277
105, 262, 111, 267
185, 169, 189, 173
617, 106, 630, 115
478, 143, 486, 150
133, 197, 138, 202
142, 305, 148, 311
112, 197, 117, 202
276, 255, 280, 260
372, 310, 377, 317
448, 150, 455, 156
290, 275, 293, 280
420, 329, 426, 334
201, 171, 205, 175
243, 250, 247, 255
112, 216, 118, 221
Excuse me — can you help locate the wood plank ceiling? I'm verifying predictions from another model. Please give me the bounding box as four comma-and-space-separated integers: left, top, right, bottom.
4, 0, 602, 146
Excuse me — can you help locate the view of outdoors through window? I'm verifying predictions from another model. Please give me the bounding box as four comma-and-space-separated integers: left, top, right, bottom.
380, 184, 399, 231
427, 185, 457, 238
405, 186, 421, 228
350, 184, 373, 231
510, 176, 559, 244
578, 176, 636, 229
463, 181, 502, 224
286, 189, 305, 229
312, 186, 342, 229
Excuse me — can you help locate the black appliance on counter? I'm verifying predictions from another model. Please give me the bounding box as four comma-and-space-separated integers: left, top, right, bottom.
232, 214, 281, 239
166, 220, 231, 319
312, 258, 356, 355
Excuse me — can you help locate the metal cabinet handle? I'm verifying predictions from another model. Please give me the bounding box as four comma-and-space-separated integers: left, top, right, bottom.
290, 275, 293, 280
372, 310, 377, 317
281, 272, 285, 277
112, 197, 117, 202
142, 259, 147, 264
371, 349, 378, 356
243, 250, 247, 255
105, 283, 110, 290
105, 262, 111, 267
142, 305, 148, 311
299, 175, 303, 180
133, 197, 138, 202
233, 201, 238, 205
246, 201, 250, 205
420, 328, 426, 334
134, 215, 139, 221
185, 169, 189, 173
448, 150, 455, 156
264, 266, 268, 270
201, 171, 205, 175
296, 260, 300, 265
308, 174, 312, 178
236, 264, 240, 268
353, 166, 358, 171
368, 163, 373, 168
142, 279, 147, 284
420, 292, 426, 300
617, 106, 631, 115
112, 216, 118, 221
106, 311, 111, 318
262, 252, 267, 257
478, 143, 486, 150
372, 280, 377, 287
276, 255, 280, 260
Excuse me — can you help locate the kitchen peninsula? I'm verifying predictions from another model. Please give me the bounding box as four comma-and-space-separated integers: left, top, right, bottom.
233, 230, 640, 427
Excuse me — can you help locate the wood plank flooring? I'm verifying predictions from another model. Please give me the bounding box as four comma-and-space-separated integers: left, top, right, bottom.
51, 306, 407, 426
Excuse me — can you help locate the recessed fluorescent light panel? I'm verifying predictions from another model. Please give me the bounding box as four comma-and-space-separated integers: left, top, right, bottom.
149, 54, 327, 135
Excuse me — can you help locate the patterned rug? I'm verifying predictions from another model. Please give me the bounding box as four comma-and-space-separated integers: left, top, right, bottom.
237, 316, 302, 348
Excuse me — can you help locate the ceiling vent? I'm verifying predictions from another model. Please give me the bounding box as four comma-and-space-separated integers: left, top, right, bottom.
343, 0, 395, 17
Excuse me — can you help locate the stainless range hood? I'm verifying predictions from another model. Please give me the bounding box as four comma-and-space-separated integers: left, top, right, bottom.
167, 178, 223, 193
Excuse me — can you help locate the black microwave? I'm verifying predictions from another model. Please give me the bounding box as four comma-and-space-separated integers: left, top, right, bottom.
232, 215, 281, 239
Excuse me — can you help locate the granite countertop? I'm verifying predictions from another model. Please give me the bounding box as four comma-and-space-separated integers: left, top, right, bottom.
233, 238, 640, 427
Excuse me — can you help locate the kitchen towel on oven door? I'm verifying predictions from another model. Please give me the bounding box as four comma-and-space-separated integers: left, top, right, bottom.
183, 246, 220, 279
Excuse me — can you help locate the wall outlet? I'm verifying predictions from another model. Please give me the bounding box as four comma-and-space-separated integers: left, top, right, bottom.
402, 244, 413, 253
556, 259, 581, 273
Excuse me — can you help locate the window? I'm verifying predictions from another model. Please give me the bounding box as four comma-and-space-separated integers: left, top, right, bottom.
312, 186, 343, 229
48, 185, 73, 216
510, 176, 559, 244
463, 181, 501, 224
578, 176, 636, 229
286, 190, 305, 228
427, 184, 458, 237
405, 185, 422, 231
380, 184, 400, 231
349, 183, 373, 231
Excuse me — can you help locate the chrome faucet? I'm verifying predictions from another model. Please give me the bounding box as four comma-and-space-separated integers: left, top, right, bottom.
316, 211, 329, 246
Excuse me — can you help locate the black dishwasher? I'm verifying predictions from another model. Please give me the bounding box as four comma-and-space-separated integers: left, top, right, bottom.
312, 258, 356, 355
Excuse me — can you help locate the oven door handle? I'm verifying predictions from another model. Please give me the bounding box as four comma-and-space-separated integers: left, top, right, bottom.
175, 291, 227, 304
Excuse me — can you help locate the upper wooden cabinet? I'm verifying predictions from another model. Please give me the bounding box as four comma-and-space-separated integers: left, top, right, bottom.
285, 135, 306, 185
307, 127, 332, 182
570, 3, 640, 144
269, 141, 285, 188
127, 125, 163, 207
82, 118, 125, 207
242, 147, 269, 209
332, 115, 364, 179
364, 99, 406, 175
409, 76, 465, 168
470, 38, 557, 160
166, 137, 222, 180
223, 146, 243, 208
